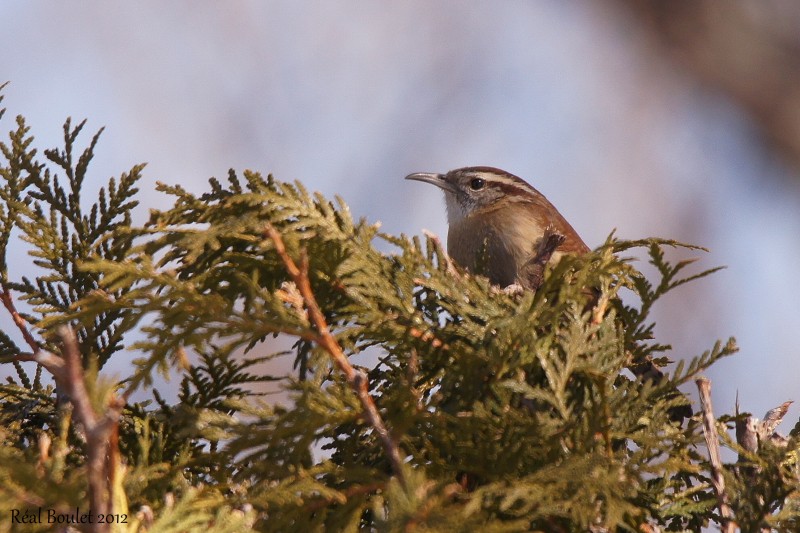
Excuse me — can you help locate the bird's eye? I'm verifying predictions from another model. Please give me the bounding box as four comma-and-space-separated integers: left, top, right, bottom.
469, 178, 485, 191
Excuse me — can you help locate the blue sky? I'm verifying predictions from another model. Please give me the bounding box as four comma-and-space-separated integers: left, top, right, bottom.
2, 1, 798, 424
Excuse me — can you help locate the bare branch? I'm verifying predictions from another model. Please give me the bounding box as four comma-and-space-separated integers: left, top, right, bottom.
761, 400, 792, 438
59, 326, 99, 430
422, 229, 458, 277
1, 283, 41, 352
696, 377, 735, 533
45, 326, 125, 533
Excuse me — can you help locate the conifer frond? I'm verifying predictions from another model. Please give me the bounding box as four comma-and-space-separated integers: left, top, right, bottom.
1, 92, 798, 531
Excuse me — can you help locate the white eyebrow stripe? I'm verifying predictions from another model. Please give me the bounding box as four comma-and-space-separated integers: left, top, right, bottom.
470, 171, 539, 196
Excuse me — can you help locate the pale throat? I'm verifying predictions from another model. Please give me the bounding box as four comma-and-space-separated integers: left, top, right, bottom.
444, 193, 470, 226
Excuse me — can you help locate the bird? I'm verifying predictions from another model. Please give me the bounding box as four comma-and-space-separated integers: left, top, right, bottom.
406, 166, 691, 420
405, 166, 589, 290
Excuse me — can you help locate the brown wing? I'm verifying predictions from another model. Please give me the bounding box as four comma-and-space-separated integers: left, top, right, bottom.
543, 202, 590, 256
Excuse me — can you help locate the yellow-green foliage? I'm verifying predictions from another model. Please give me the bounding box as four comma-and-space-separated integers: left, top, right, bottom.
1, 88, 798, 532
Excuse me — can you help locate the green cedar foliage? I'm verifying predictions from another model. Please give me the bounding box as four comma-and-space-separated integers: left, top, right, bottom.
1, 91, 799, 532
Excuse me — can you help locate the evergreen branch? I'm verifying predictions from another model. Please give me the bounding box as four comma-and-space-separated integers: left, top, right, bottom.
2, 93, 792, 528
304, 481, 385, 512
696, 377, 735, 532
265, 223, 406, 487
611, 237, 710, 254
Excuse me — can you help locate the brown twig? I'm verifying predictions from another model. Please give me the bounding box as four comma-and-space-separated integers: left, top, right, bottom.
696, 377, 735, 533
2, 277, 124, 531
0, 285, 73, 381
6, 327, 126, 533
16, 327, 125, 533
590, 291, 610, 326
422, 229, 458, 277
305, 482, 386, 512
1, 283, 41, 353
408, 327, 447, 349
57, 326, 125, 533
265, 224, 406, 486
0, 285, 71, 383
3, 288, 124, 530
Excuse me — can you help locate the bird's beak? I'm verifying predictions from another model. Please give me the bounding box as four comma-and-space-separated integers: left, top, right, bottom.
404, 172, 455, 192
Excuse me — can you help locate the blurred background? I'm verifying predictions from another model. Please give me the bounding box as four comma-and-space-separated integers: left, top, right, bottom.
1, 1, 798, 426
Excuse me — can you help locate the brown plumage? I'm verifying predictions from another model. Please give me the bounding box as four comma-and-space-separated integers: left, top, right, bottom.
407, 166, 691, 421
406, 166, 588, 289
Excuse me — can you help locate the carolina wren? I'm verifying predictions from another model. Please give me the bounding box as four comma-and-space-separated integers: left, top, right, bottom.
407, 166, 692, 420
405, 166, 589, 290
